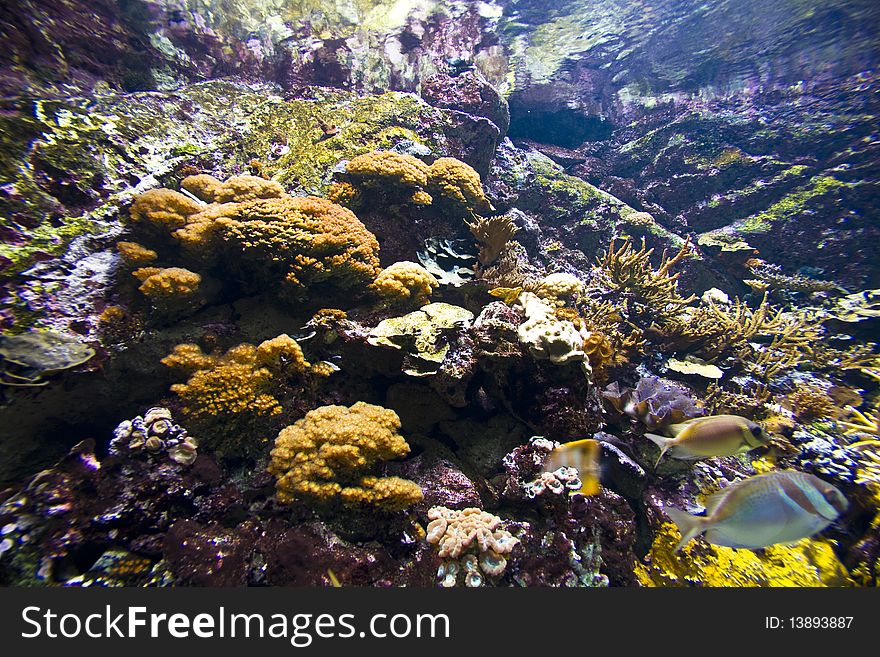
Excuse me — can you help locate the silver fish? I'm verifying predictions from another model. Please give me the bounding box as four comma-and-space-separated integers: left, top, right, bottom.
665, 470, 848, 552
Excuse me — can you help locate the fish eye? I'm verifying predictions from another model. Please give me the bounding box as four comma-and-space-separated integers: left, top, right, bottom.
823, 489, 848, 514
749, 423, 763, 438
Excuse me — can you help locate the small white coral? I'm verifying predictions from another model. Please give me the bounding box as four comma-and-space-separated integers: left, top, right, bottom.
516, 292, 592, 367
535, 272, 582, 306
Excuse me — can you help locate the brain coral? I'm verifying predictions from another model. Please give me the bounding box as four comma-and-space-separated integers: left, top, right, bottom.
267, 401, 423, 511
427, 157, 492, 214
372, 261, 439, 307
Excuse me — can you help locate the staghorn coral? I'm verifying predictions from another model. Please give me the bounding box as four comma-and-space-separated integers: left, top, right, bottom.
426, 506, 520, 587
162, 335, 319, 459
116, 241, 157, 266
704, 382, 771, 419
427, 157, 492, 214
745, 258, 838, 294
593, 237, 695, 322
467, 214, 519, 266
132, 267, 201, 302
655, 292, 819, 378
267, 402, 422, 511
371, 261, 439, 307
345, 151, 429, 189
636, 522, 853, 587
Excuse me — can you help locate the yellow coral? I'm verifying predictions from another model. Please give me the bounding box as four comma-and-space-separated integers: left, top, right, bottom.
326, 181, 362, 207
267, 401, 422, 510
636, 522, 853, 587
117, 241, 157, 266
129, 188, 202, 230
162, 335, 317, 458
788, 384, 836, 421
535, 272, 582, 307
372, 261, 439, 307
182, 174, 285, 203
410, 190, 433, 206
133, 267, 201, 300
128, 180, 381, 300
427, 157, 492, 213
346, 151, 429, 188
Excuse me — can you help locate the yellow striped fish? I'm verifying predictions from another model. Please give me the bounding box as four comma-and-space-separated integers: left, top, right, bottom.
543, 438, 602, 496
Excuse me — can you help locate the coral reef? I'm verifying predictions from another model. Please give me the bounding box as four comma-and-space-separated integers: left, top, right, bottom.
1, 0, 879, 590
268, 402, 423, 511
371, 261, 439, 308
426, 506, 520, 587
162, 335, 322, 459
637, 523, 853, 587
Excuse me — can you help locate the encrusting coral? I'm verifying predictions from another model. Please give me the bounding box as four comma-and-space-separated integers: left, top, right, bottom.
426, 506, 520, 587
636, 522, 853, 587
371, 261, 439, 307
267, 402, 423, 511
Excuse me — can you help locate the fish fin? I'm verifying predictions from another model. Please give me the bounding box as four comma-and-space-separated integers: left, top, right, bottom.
703, 488, 731, 514
668, 417, 703, 435
644, 433, 672, 467
665, 508, 707, 553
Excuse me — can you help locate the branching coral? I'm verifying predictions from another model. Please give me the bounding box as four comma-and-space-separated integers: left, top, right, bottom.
427, 157, 492, 214
636, 523, 853, 587
371, 261, 439, 307
654, 292, 819, 379
267, 402, 422, 511
467, 214, 519, 266
704, 382, 771, 419
593, 237, 695, 322
426, 506, 520, 587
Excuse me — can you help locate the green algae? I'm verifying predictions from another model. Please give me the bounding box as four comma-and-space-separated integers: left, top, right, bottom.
739, 174, 848, 234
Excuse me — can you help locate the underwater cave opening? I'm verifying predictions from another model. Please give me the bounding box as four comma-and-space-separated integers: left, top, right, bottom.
507, 106, 613, 149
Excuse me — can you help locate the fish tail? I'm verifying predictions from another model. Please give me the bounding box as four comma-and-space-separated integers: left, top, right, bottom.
665, 507, 707, 553
644, 433, 672, 467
